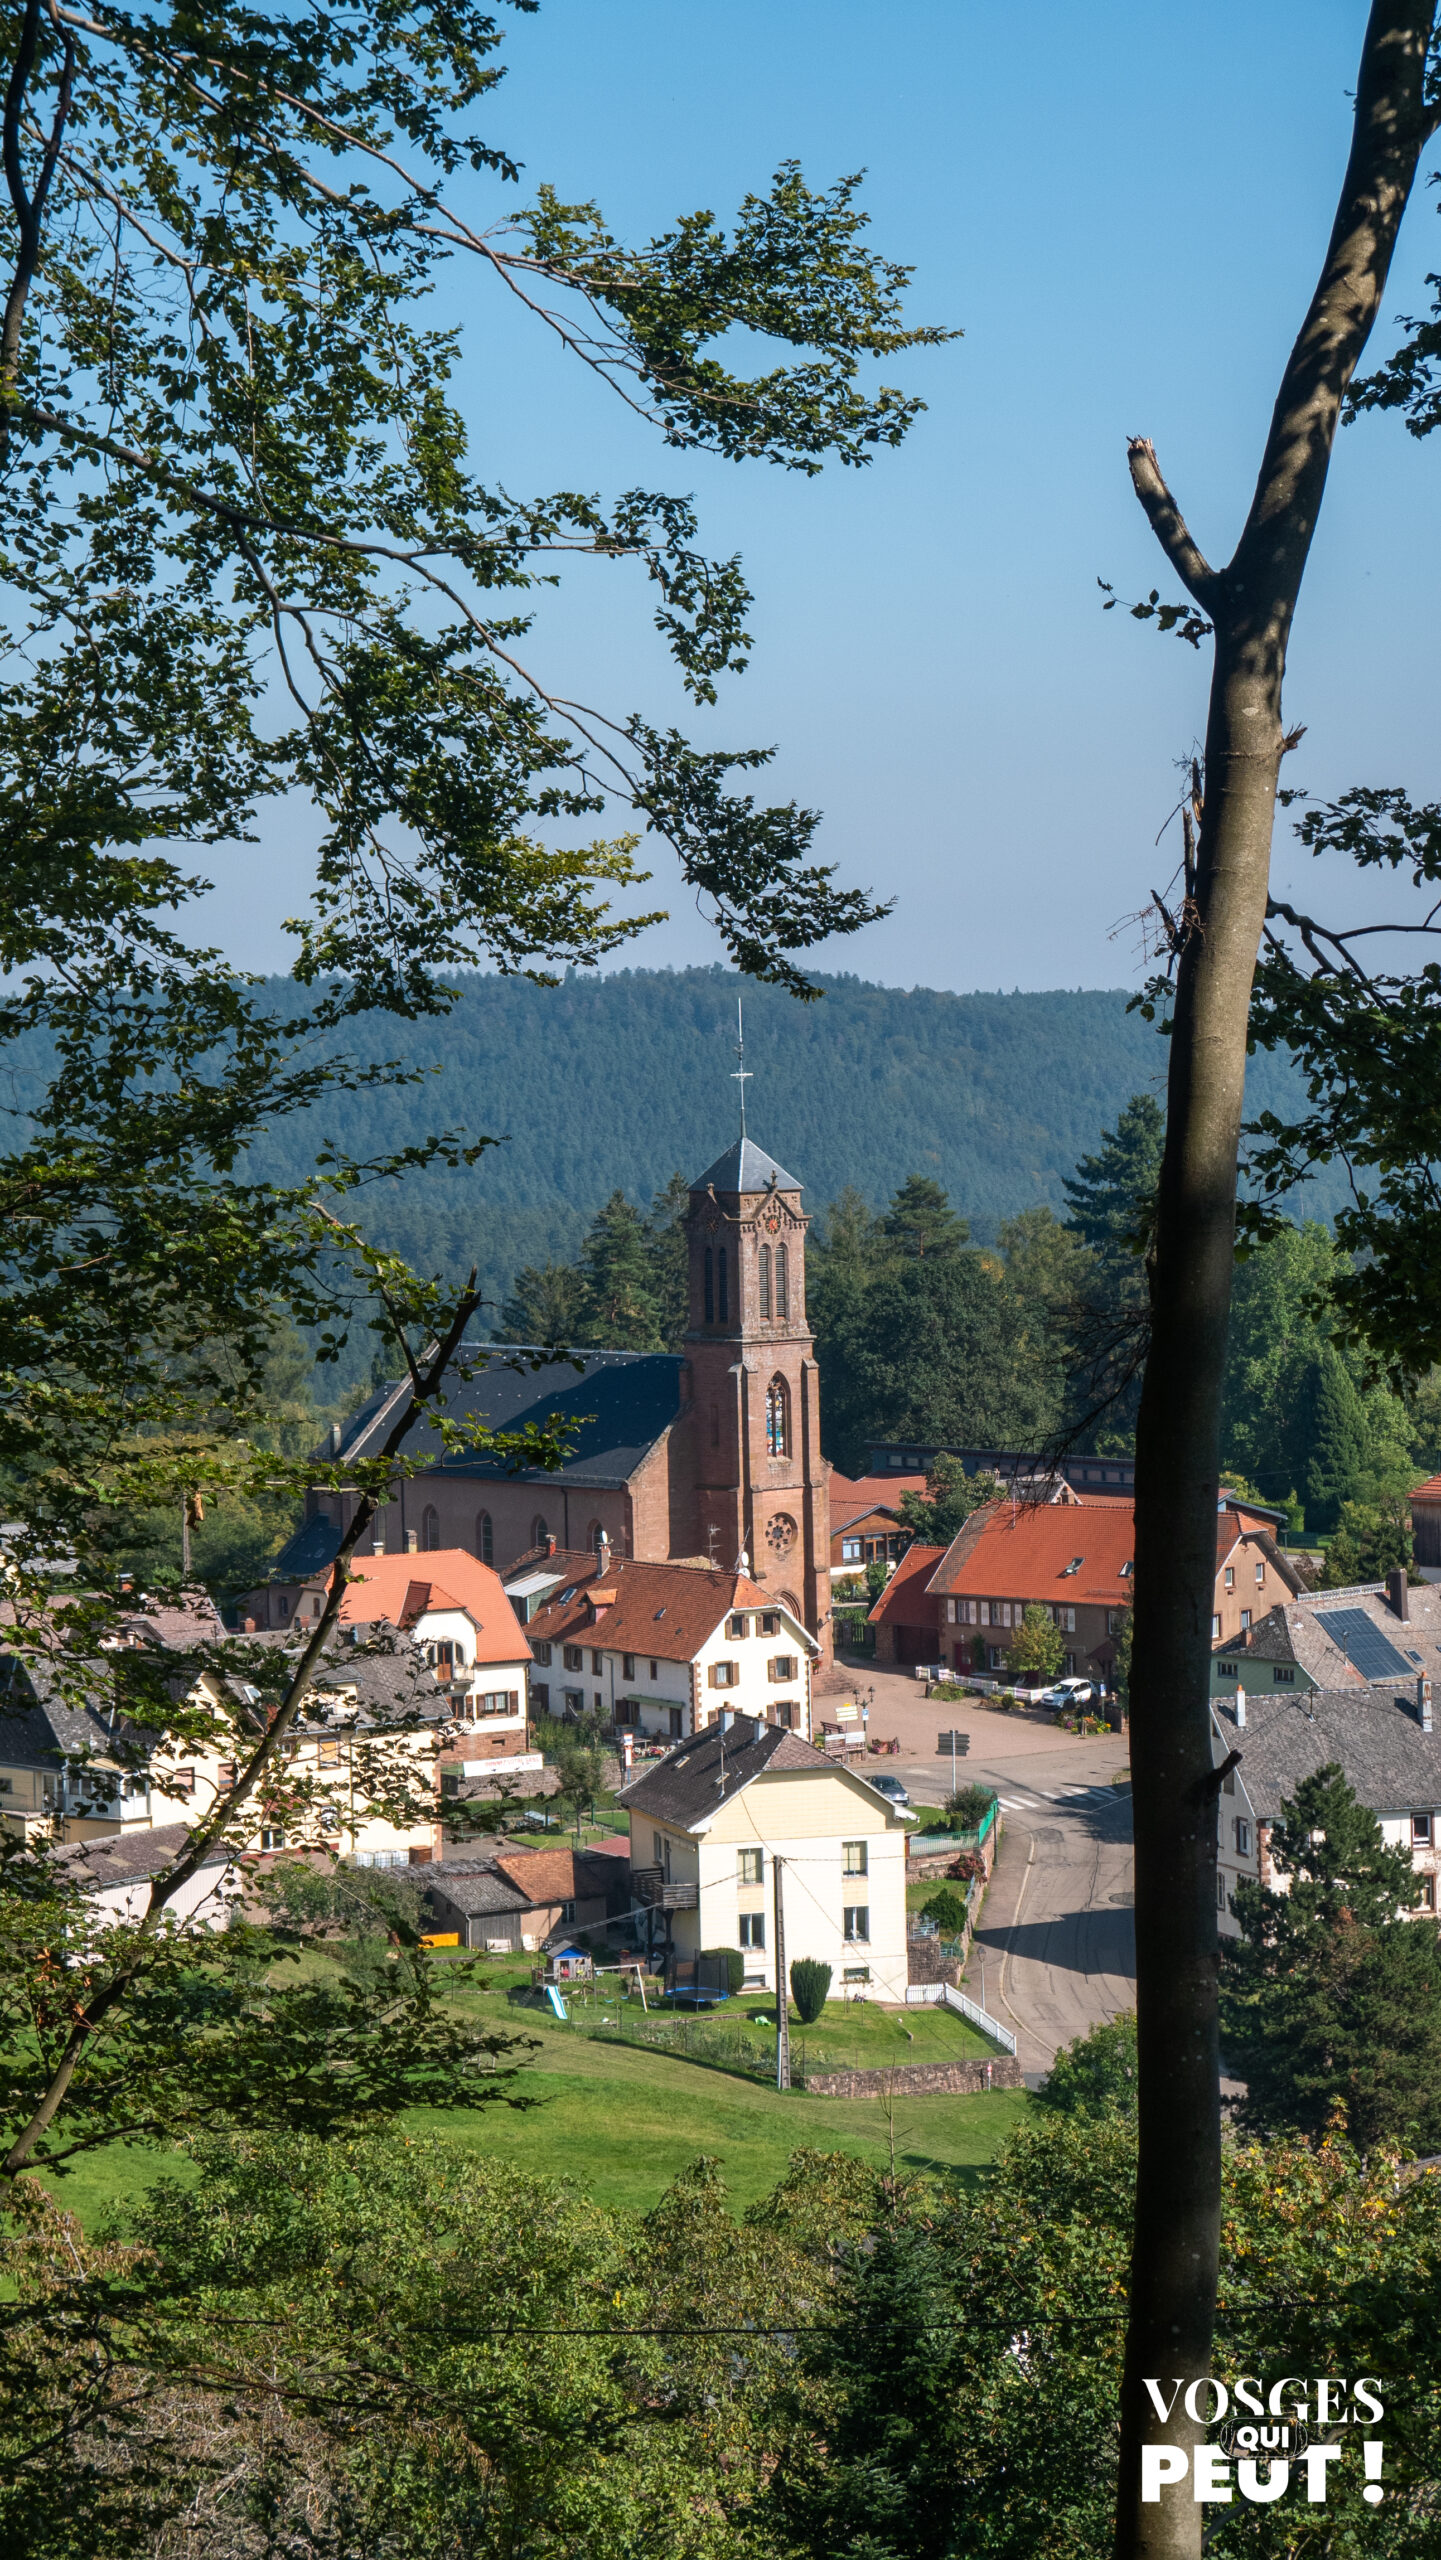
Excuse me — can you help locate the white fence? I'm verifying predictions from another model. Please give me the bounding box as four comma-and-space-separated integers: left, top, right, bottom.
905, 1978, 1017, 2055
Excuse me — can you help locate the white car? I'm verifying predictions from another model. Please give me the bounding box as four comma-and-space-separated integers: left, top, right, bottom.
1041, 1677, 1102, 1710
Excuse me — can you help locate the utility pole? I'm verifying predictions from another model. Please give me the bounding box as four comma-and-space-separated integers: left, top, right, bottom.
181, 1496, 191, 1579
773, 1853, 790, 2090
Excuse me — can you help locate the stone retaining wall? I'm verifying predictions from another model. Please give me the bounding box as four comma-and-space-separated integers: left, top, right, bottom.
804, 2057, 1023, 2097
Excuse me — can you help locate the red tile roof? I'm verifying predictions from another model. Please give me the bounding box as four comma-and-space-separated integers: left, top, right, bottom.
866, 1542, 945, 1626
337, 1551, 529, 1667
830, 1468, 926, 1511
1412, 1476, 1441, 1505
524, 1556, 811, 1663
928, 1502, 1135, 1608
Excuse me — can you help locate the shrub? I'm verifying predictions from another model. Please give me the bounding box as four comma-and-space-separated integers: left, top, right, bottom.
944, 1783, 997, 1833
1036, 2011, 1138, 2118
702, 1946, 746, 1996
919, 1887, 968, 1937
790, 1958, 832, 2024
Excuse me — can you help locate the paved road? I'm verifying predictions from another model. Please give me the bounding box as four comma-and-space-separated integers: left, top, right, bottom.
831, 1662, 1137, 2077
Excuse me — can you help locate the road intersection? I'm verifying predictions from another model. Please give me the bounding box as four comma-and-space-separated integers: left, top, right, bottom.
835, 1664, 1137, 2077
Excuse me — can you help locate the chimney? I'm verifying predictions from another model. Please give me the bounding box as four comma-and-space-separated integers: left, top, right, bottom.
1418, 1676, 1433, 1734
1388, 1568, 1410, 1621
372, 1535, 385, 1556
1235, 1684, 1246, 1730
406, 1529, 418, 1554
545, 1532, 557, 1557
596, 1529, 611, 1575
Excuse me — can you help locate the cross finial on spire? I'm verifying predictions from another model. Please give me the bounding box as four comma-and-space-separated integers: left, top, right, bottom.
731, 995, 752, 1139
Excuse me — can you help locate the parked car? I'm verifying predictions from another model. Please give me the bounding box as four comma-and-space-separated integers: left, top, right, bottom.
865, 1772, 911, 1807
1040, 1677, 1101, 1710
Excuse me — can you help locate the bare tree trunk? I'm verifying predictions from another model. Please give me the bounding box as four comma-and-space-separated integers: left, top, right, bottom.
1114, 11, 1439, 2556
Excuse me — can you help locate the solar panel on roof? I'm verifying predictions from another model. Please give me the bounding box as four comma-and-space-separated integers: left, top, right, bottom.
1312, 1607, 1414, 1684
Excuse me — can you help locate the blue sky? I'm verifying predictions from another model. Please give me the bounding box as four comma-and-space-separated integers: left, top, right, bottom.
204, 1, 1441, 994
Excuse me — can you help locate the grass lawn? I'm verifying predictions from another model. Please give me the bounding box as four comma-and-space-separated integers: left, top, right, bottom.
409, 2033, 1026, 2214
28, 1950, 1028, 2232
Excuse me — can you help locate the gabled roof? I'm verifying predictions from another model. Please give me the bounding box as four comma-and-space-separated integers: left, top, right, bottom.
425, 1867, 529, 1918
620, 1714, 857, 1832
337, 1552, 528, 1666
53, 1821, 233, 1886
928, 1500, 1135, 1607
1213, 1684, 1441, 1820
523, 1556, 813, 1665
326, 1347, 684, 1491
867, 1543, 944, 1627
1239, 1586, 1441, 1691
691, 1136, 802, 1195
829, 1471, 926, 1511
1215, 1518, 1304, 1592
1411, 1475, 1441, 1504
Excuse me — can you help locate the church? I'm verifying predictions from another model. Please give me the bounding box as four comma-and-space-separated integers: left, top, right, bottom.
254, 1131, 833, 1651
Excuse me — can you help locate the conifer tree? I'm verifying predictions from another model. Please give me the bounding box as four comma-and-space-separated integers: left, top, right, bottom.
1221, 1764, 1441, 2150
496, 1259, 588, 1349
577, 1194, 665, 1350
1061, 1093, 1164, 1279
878, 1174, 968, 1260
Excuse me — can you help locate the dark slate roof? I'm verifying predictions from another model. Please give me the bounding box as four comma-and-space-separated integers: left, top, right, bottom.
620, 1716, 854, 1833
269, 1514, 345, 1582
1213, 1684, 1441, 1821
0, 1653, 126, 1771
54, 1821, 232, 1885
692, 1136, 802, 1195
326, 1347, 683, 1492
1230, 1590, 1441, 1692
425, 1868, 529, 1918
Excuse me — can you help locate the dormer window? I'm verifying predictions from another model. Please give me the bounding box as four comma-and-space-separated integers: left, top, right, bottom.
1120, 1560, 1134, 1578
1061, 1557, 1084, 1578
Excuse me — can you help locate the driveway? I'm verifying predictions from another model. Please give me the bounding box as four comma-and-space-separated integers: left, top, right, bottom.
833, 1659, 1136, 2077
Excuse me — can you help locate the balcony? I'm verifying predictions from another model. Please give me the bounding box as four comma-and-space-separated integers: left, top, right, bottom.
631, 1864, 698, 1911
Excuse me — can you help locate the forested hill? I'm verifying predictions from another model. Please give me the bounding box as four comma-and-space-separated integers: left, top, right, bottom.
239, 966, 1337, 1329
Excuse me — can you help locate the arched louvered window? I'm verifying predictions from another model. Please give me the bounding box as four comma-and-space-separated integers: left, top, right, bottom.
704, 1246, 714, 1324
421, 1505, 440, 1551
759, 1244, 772, 1318
477, 1510, 493, 1565
718, 1245, 729, 1324
775, 1241, 789, 1320
766, 1375, 790, 1458
589, 1520, 607, 1558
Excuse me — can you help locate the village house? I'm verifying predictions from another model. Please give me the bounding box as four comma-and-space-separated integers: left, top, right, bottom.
619, 1714, 912, 1999
424, 1842, 627, 1951
1224, 1569, 1441, 1690
241, 1129, 833, 1651
828, 1468, 923, 1582
871, 1491, 1303, 1684
508, 1547, 817, 1744
1211, 1675, 1441, 1936
51, 1820, 241, 1931
0, 1597, 241, 1844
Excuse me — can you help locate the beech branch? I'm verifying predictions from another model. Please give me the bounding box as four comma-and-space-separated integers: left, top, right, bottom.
1125, 438, 1219, 609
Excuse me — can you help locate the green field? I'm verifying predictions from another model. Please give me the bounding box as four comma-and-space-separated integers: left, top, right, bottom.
34, 1965, 1027, 2227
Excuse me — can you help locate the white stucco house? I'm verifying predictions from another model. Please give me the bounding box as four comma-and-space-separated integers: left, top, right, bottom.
619, 1714, 912, 2000
509, 1551, 818, 1743
1211, 1679, 1441, 1935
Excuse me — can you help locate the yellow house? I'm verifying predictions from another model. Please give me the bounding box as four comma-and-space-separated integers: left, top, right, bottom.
620, 1714, 913, 2001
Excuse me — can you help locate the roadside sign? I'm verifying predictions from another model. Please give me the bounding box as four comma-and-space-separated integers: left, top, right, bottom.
936, 1730, 970, 1755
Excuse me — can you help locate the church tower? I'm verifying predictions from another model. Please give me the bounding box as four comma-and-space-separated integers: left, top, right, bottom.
682, 1135, 830, 1651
